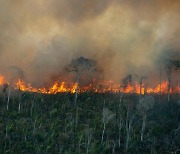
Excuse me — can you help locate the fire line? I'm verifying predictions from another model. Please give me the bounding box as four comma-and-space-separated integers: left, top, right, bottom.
0, 75, 179, 94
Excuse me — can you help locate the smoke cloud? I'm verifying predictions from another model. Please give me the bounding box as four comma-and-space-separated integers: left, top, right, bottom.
0, 0, 179, 86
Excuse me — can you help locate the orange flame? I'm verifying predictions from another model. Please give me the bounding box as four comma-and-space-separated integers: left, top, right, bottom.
0, 74, 179, 94
0, 75, 5, 85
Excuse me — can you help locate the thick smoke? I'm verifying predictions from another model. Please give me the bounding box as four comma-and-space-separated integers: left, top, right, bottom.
0, 0, 179, 86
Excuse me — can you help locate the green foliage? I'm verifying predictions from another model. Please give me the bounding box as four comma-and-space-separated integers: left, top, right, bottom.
0, 93, 179, 153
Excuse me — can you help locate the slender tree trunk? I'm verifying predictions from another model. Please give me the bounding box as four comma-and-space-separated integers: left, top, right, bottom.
166, 64, 172, 102
167, 80, 171, 102
112, 140, 115, 154
167, 70, 171, 102
74, 74, 79, 107
3, 93, 6, 103
18, 89, 22, 112
125, 110, 133, 153
33, 118, 37, 136
120, 92, 123, 103
125, 111, 130, 153
101, 123, 106, 143
86, 135, 92, 154
7, 89, 10, 110
118, 119, 123, 148
7, 75, 13, 111
159, 65, 162, 94
140, 78, 142, 98
75, 107, 78, 128
141, 114, 147, 141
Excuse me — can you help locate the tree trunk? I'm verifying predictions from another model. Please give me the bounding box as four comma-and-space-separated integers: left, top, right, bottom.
125, 111, 130, 153
167, 70, 171, 102
101, 123, 106, 143
125, 110, 134, 153
7, 89, 10, 110
118, 119, 123, 148
141, 114, 147, 141
74, 74, 79, 107
140, 78, 142, 98
159, 65, 162, 94
120, 92, 123, 103
166, 64, 172, 102
75, 107, 78, 128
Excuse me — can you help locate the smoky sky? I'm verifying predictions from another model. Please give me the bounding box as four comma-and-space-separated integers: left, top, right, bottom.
0, 0, 179, 85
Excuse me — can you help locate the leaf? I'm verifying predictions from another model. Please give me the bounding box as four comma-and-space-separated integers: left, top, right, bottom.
102, 108, 115, 124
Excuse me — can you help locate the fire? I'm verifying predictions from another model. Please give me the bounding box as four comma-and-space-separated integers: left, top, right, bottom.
0, 75, 6, 85
0, 74, 179, 94
15, 79, 78, 94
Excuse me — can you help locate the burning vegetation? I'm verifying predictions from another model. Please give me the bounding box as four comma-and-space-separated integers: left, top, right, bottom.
0, 76, 179, 95
0, 1, 180, 153
0, 56, 179, 95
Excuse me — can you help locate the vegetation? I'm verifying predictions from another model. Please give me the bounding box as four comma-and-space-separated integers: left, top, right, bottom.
0, 91, 179, 154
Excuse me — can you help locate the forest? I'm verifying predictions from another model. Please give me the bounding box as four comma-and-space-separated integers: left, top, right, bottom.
0, 91, 179, 153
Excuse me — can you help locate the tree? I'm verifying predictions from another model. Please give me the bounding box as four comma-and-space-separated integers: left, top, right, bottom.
101, 107, 115, 143
164, 60, 173, 102
66, 56, 97, 106
120, 75, 132, 103
165, 59, 180, 101
123, 99, 135, 153
160, 51, 179, 102
134, 74, 146, 98
6, 66, 24, 110
137, 95, 155, 141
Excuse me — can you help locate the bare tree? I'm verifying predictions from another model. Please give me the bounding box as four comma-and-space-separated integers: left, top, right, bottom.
164, 60, 173, 102
123, 99, 135, 153
137, 95, 155, 141
159, 51, 179, 102
6, 66, 24, 110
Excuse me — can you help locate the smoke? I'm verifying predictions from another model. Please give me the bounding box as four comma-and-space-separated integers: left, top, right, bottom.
0, 0, 179, 86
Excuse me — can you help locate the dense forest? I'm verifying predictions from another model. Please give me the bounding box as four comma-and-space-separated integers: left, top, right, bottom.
0, 92, 179, 153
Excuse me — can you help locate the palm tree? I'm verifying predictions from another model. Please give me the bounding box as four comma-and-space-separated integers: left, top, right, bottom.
101, 107, 115, 143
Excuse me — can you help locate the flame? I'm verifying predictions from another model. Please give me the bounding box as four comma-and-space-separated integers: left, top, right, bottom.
0, 75, 5, 85
0, 74, 179, 94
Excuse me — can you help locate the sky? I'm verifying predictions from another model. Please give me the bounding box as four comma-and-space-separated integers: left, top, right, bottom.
0, 0, 179, 86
